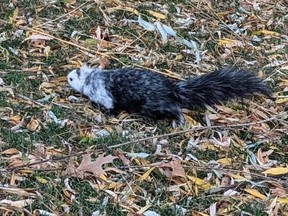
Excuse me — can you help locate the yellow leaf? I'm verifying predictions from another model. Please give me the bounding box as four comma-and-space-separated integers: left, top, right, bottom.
106, 6, 139, 15
35, 176, 48, 184
0, 86, 14, 97
108, 182, 124, 190
99, 173, 107, 181
1, 148, 19, 155
281, 65, 288, 70
175, 54, 184, 61
277, 197, 288, 204
44, 46, 51, 59
252, 30, 279, 36
187, 175, 210, 190
227, 173, 246, 180
244, 188, 266, 200
148, 10, 167, 19
279, 79, 288, 88
217, 158, 232, 165
117, 111, 130, 120
217, 38, 243, 47
275, 97, 288, 105
262, 167, 288, 176
9, 7, 19, 24
183, 114, 198, 126
19, 169, 33, 174
26, 118, 39, 132
139, 167, 155, 181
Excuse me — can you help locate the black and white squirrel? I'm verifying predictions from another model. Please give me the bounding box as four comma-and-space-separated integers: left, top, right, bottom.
67, 64, 271, 124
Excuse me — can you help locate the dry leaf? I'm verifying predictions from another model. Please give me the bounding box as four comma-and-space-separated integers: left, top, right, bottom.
148, 10, 167, 19
98, 57, 109, 69
162, 159, 186, 179
187, 175, 211, 190
139, 167, 155, 181
270, 187, 288, 197
0, 199, 34, 208
114, 149, 131, 166
262, 167, 288, 176
0, 77, 5, 85
26, 117, 39, 131
1, 148, 19, 155
64, 153, 117, 179
24, 34, 53, 41
244, 188, 266, 200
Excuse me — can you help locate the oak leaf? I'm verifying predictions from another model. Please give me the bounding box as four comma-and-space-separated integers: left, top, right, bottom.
63, 153, 117, 179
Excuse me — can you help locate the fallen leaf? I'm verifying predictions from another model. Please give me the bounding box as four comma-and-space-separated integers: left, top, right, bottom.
187, 175, 211, 190
148, 10, 167, 19
1, 148, 19, 155
277, 197, 288, 204
114, 149, 131, 166
64, 153, 117, 179
252, 30, 279, 36
163, 159, 186, 179
0, 77, 5, 85
217, 158, 232, 165
0, 86, 14, 97
24, 34, 53, 41
98, 57, 109, 69
275, 97, 288, 105
217, 38, 244, 47
244, 188, 266, 200
262, 167, 288, 176
35, 176, 48, 184
26, 117, 40, 132
139, 167, 155, 181
0, 199, 34, 208
270, 187, 288, 197
138, 16, 156, 31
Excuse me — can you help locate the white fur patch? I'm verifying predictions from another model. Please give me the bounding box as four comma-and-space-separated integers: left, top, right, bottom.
83, 79, 114, 110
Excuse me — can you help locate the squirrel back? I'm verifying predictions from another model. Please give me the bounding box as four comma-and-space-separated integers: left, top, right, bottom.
67, 65, 271, 124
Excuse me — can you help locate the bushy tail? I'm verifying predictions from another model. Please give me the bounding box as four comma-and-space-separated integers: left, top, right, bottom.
175, 67, 271, 109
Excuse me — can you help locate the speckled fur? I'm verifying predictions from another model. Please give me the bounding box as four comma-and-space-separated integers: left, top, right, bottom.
67, 66, 271, 124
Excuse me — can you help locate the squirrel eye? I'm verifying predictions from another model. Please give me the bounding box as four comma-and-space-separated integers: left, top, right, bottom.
69, 77, 73, 82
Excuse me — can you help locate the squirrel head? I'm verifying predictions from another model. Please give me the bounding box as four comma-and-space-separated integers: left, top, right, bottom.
67, 64, 95, 93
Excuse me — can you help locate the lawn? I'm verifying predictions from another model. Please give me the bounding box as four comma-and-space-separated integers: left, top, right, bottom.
0, 0, 287, 215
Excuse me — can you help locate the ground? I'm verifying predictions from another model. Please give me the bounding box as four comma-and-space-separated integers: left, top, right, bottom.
0, 0, 287, 215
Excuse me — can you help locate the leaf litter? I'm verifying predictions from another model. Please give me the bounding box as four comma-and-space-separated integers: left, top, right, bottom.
0, 0, 287, 215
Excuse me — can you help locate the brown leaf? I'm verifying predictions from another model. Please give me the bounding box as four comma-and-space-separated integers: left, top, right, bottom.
63, 153, 117, 179
1, 148, 19, 155
98, 57, 109, 69
26, 117, 39, 132
34, 143, 47, 160
153, 159, 186, 179
62, 156, 77, 177
114, 149, 131, 166
270, 187, 288, 197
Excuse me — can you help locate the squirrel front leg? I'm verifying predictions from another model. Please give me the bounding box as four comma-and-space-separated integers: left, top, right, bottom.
91, 101, 117, 117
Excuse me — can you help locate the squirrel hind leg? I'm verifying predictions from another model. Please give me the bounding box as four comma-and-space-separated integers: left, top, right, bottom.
141, 100, 184, 124
172, 114, 185, 128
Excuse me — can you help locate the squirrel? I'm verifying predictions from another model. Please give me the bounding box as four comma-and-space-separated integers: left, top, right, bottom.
67, 64, 271, 124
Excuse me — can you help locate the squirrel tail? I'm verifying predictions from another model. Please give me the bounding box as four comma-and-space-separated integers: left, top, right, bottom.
175, 67, 272, 109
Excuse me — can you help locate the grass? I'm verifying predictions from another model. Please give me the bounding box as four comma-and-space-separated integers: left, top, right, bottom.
0, 0, 287, 215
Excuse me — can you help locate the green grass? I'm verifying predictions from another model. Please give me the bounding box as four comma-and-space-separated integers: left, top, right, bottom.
0, 0, 287, 215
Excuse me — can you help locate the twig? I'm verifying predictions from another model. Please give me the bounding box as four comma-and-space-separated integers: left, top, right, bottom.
108, 114, 283, 149
5, 151, 86, 172
17, 93, 45, 107
32, 1, 91, 29
3, 114, 284, 171
19, 26, 125, 65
